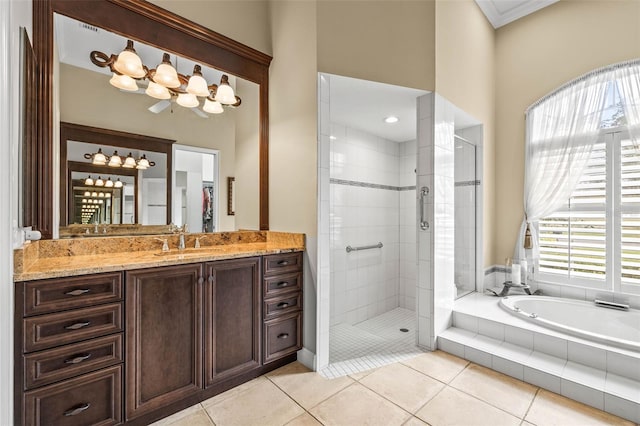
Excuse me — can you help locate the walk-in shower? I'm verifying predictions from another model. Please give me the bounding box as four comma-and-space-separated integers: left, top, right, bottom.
317, 74, 483, 377
319, 74, 428, 377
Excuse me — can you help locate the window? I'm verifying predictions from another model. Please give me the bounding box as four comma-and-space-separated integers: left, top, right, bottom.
537, 82, 640, 294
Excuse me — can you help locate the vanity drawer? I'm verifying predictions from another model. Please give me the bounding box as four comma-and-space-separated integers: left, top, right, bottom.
23, 365, 122, 426
264, 292, 302, 319
263, 252, 303, 276
23, 303, 123, 353
24, 333, 123, 390
24, 272, 122, 316
263, 312, 302, 364
263, 272, 302, 298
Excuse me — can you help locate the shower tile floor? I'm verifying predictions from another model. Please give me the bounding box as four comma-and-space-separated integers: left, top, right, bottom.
321, 308, 425, 379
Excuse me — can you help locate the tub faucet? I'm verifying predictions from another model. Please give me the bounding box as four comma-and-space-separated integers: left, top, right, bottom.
486, 281, 537, 297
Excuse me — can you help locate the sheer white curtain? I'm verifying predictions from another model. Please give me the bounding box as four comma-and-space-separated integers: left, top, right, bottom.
616, 61, 640, 147
514, 73, 609, 261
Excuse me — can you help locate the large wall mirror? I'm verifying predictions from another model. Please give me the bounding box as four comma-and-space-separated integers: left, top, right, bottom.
30, 0, 271, 239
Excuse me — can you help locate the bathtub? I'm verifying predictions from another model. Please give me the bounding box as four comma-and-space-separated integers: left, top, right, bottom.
499, 295, 640, 352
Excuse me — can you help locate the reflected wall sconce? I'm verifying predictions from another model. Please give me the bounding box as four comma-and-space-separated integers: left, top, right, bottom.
85, 149, 155, 170
90, 40, 242, 115
84, 175, 125, 188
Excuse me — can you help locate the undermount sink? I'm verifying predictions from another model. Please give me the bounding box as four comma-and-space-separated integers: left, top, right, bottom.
153, 246, 227, 257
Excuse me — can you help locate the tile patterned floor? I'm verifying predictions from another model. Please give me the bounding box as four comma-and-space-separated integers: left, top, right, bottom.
151, 350, 638, 426
322, 308, 424, 378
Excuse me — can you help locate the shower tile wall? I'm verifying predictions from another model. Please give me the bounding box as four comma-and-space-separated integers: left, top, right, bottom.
329, 123, 416, 326
399, 140, 417, 310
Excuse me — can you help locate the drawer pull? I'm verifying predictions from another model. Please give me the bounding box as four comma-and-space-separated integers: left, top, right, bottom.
63, 403, 91, 416
277, 302, 290, 309
277, 333, 289, 339
277, 260, 290, 266
64, 353, 92, 364
64, 288, 91, 296
65, 321, 91, 330
276, 282, 289, 288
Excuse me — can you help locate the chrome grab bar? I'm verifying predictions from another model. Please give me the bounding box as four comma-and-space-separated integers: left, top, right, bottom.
346, 242, 383, 253
420, 186, 430, 230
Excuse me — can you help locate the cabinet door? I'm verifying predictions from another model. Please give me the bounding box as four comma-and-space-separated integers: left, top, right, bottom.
205, 257, 261, 387
125, 264, 203, 420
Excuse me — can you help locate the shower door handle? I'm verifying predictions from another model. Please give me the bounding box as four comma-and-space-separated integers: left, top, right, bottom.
420, 186, 430, 230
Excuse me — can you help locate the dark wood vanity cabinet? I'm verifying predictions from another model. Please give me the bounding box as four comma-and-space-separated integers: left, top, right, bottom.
15, 272, 124, 426
15, 252, 303, 425
205, 258, 261, 387
263, 252, 304, 363
124, 264, 204, 421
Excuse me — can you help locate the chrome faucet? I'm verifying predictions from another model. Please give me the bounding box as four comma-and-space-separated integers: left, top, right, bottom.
194, 235, 210, 249
178, 224, 188, 251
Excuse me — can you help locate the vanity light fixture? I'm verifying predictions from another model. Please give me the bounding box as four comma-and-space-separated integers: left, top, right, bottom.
114, 178, 124, 188
84, 176, 94, 186
84, 149, 155, 169
105, 177, 114, 188
95, 176, 105, 187
384, 116, 399, 124
90, 40, 242, 115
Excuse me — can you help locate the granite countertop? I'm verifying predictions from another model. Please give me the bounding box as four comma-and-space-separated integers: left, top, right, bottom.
14, 231, 305, 282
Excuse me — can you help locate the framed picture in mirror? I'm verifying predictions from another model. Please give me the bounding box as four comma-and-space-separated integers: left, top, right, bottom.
228, 176, 235, 216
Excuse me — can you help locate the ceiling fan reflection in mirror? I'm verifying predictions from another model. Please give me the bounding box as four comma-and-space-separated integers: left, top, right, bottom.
119, 82, 210, 118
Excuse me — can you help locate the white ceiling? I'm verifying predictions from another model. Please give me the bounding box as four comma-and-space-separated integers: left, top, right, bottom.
474, 0, 559, 28
329, 75, 428, 142
328, 74, 481, 143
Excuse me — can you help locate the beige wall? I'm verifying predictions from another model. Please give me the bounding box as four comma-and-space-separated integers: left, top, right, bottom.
317, 0, 436, 91
435, 0, 496, 266
149, 0, 272, 56
59, 64, 239, 232
268, 1, 318, 236
494, 0, 640, 264
234, 79, 261, 230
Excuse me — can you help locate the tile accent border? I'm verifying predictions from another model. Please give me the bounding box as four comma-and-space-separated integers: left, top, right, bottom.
330, 178, 416, 192
455, 179, 481, 187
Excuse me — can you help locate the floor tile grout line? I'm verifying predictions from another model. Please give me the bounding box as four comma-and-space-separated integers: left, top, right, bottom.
521, 387, 542, 425
265, 370, 352, 424
354, 375, 430, 417
447, 374, 535, 421
199, 402, 218, 426
399, 357, 470, 386
410, 381, 449, 421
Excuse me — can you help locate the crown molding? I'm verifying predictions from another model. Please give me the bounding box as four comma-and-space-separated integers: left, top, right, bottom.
475, 0, 559, 29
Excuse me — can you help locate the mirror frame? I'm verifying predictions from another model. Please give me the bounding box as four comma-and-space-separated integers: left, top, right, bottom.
31, 0, 272, 239
60, 121, 174, 226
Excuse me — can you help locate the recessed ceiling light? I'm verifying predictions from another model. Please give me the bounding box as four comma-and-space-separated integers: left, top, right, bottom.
329, 135, 337, 140
384, 116, 399, 124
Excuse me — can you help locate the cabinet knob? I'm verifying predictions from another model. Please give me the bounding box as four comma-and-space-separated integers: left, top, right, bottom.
63, 403, 91, 417
277, 260, 289, 266
64, 353, 92, 364
277, 302, 290, 309
64, 321, 91, 330
276, 282, 288, 288
277, 333, 289, 339
64, 288, 91, 296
